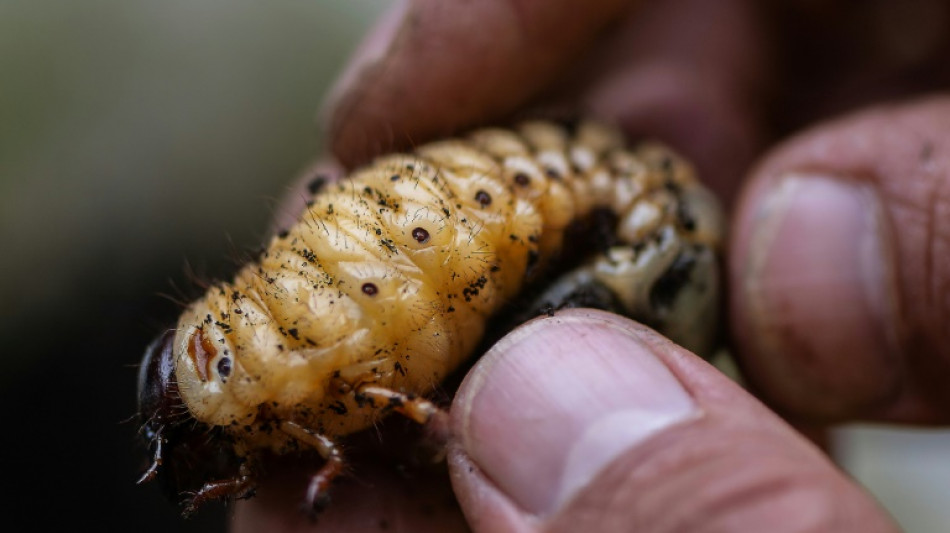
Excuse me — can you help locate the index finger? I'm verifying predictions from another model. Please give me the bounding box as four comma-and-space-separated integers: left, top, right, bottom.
323, 0, 633, 167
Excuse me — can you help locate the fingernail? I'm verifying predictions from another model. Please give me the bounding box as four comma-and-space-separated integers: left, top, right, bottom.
322, 0, 409, 116
453, 312, 698, 515
743, 174, 901, 414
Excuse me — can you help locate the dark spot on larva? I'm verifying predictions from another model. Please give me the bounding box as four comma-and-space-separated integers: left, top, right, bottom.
649, 252, 697, 311
475, 190, 491, 206
412, 227, 430, 244
527, 249, 539, 267
217, 357, 232, 378
380, 239, 398, 253
307, 175, 327, 195
525, 249, 540, 278
514, 173, 531, 186
555, 116, 580, 134
386, 395, 405, 408
277, 230, 289, 239
544, 167, 560, 179
676, 201, 696, 232
288, 328, 300, 340
362, 283, 378, 296
390, 174, 400, 181
660, 156, 673, 173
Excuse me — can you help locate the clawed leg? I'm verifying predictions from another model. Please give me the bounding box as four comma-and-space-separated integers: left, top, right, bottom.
137, 436, 164, 484
354, 385, 442, 424
279, 420, 345, 517
274, 388, 449, 517
355, 385, 451, 444
182, 463, 255, 517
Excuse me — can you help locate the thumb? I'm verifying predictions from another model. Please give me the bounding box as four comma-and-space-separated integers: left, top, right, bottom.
448, 310, 896, 533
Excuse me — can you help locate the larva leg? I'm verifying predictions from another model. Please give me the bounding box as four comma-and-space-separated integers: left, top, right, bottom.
136, 436, 164, 484
278, 421, 345, 515
354, 385, 443, 425
358, 385, 452, 447
182, 462, 255, 517
355, 385, 452, 463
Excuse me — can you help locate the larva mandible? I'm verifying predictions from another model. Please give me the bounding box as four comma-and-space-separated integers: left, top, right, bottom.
137, 119, 723, 515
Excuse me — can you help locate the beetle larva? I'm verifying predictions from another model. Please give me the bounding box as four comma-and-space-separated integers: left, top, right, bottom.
137, 119, 723, 515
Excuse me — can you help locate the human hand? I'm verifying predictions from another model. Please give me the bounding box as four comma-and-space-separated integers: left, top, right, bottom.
237, 0, 950, 530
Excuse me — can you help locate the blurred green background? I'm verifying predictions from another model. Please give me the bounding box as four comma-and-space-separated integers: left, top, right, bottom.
1, 1, 947, 531
0, 1, 385, 531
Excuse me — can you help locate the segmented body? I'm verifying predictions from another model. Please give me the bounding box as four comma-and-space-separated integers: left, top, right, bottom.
170, 120, 722, 457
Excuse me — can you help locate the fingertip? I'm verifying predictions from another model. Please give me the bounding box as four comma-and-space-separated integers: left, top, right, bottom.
729, 96, 950, 424
451, 310, 699, 516
730, 171, 903, 420
580, 0, 770, 204
322, 0, 630, 167
449, 310, 897, 532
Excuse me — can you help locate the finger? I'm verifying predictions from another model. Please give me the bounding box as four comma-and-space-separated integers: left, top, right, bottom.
577, 0, 771, 203
323, 0, 631, 167
730, 95, 950, 424
449, 309, 896, 532
232, 431, 468, 533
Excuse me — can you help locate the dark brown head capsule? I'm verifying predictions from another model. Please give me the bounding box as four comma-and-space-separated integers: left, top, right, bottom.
137, 330, 243, 505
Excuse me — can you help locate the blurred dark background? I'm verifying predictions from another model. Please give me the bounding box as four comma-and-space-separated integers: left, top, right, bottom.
0, 1, 383, 530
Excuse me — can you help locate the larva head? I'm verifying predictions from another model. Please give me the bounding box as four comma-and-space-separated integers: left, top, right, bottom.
138, 330, 244, 501
169, 302, 277, 428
